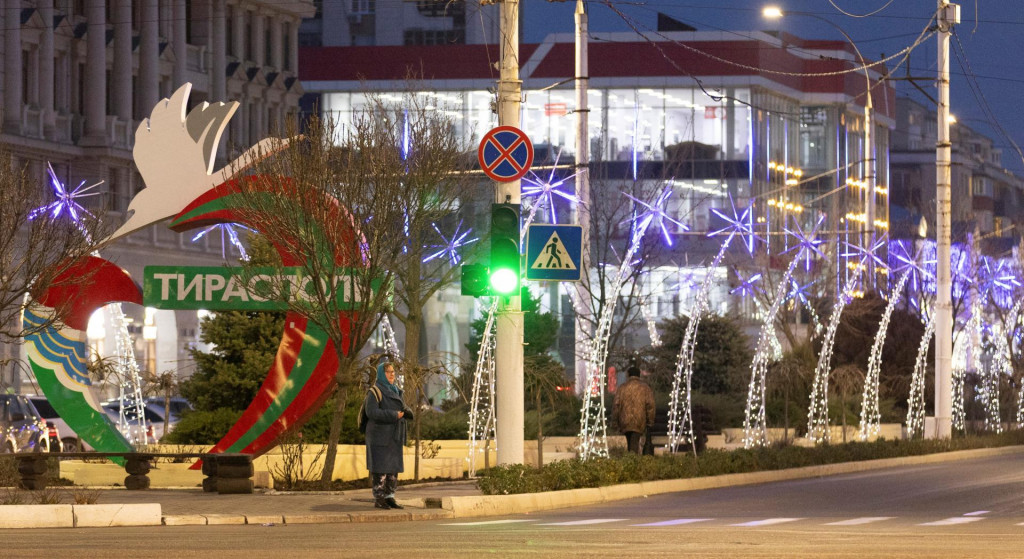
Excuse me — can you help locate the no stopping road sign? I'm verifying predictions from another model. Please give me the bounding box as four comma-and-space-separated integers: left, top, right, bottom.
478, 126, 534, 182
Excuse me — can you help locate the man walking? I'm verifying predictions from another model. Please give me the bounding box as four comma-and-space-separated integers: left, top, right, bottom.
611, 362, 655, 454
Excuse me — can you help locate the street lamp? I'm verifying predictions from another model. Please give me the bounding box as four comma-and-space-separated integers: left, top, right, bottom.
763, 6, 878, 287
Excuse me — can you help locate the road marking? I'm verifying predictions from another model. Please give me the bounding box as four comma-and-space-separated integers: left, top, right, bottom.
730, 518, 803, 527
919, 517, 985, 526
632, 519, 712, 527
538, 519, 627, 526
441, 520, 536, 526
824, 517, 895, 526
962, 510, 989, 516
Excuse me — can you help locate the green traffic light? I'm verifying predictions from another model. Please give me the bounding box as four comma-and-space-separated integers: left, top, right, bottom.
489, 267, 519, 294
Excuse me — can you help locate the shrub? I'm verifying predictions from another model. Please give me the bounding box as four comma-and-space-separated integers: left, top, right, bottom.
476, 430, 1024, 495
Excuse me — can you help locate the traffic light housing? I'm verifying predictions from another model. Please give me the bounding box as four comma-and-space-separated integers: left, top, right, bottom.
489, 203, 521, 295
460, 263, 490, 297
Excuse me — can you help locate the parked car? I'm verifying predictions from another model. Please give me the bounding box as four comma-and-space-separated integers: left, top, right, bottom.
0, 394, 49, 453
143, 397, 192, 424
101, 401, 167, 443
27, 395, 93, 452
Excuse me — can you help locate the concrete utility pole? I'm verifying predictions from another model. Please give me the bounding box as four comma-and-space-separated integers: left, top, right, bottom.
495, 0, 525, 466
933, 1, 959, 439
573, 0, 592, 395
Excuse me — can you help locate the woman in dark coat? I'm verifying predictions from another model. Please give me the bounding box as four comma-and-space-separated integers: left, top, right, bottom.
364, 361, 412, 509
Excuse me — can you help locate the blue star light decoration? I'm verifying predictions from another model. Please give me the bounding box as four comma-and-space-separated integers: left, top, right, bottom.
786, 278, 816, 306
192, 223, 253, 260
520, 150, 581, 224
423, 220, 477, 266
980, 257, 1020, 308
29, 163, 101, 232
782, 215, 826, 272
889, 239, 934, 296
624, 183, 687, 246
730, 272, 763, 298
709, 196, 760, 255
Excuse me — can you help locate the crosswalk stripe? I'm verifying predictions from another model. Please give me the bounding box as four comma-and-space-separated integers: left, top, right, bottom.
825, 517, 895, 526
731, 518, 803, 527
962, 510, 989, 516
919, 517, 985, 526
631, 519, 712, 527
538, 519, 627, 526
440, 519, 536, 526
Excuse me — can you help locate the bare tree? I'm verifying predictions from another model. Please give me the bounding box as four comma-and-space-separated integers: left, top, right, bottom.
830, 364, 864, 443
232, 101, 467, 483
0, 146, 107, 341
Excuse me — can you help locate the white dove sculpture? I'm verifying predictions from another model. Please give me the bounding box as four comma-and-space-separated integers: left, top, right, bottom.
104, 82, 290, 244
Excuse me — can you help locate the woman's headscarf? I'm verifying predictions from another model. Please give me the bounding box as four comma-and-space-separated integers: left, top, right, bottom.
376, 362, 401, 395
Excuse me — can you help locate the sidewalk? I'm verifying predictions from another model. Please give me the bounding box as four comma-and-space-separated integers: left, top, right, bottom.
2, 445, 1021, 529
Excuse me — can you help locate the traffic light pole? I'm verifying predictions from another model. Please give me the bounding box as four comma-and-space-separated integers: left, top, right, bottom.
495, 0, 525, 466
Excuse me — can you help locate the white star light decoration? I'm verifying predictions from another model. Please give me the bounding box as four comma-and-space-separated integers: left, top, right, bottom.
709, 197, 760, 255
783, 215, 826, 272
423, 220, 477, 266
624, 184, 688, 246
520, 150, 581, 225
192, 223, 253, 260
29, 163, 101, 234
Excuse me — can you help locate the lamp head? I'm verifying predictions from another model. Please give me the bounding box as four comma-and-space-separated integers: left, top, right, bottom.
763, 6, 784, 19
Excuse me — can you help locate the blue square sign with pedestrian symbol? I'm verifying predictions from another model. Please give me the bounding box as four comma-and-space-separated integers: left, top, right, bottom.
526, 224, 583, 282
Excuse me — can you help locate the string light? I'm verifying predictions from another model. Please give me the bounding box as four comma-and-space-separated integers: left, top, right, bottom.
579, 184, 676, 459
744, 215, 824, 448
467, 299, 498, 477
666, 199, 757, 453
859, 270, 912, 440
906, 312, 935, 438
191, 223, 252, 260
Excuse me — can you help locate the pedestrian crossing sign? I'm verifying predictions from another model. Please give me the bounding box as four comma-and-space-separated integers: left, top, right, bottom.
526, 224, 583, 282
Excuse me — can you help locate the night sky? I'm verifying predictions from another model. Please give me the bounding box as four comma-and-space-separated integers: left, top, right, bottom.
518, 0, 1024, 174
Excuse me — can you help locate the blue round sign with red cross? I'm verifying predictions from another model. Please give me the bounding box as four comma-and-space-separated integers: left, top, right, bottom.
478, 126, 534, 182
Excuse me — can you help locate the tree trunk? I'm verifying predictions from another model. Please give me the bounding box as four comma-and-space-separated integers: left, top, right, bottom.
414, 405, 421, 481
535, 389, 543, 468
319, 358, 351, 485
783, 386, 790, 442
840, 393, 847, 443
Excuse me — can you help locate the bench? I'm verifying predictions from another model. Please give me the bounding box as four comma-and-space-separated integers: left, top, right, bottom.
10, 452, 255, 494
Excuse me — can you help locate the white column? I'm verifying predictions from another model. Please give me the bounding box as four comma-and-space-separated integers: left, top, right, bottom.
232, 5, 245, 61
113, 0, 132, 121
211, 0, 226, 102
172, 0, 186, 88
573, 0, 593, 396
270, 15, 283, 70
83, 0, 107, 142
288, 20, 298, 73
4, 2, 22, 133
253, 12, 265, 67
934, 1, 959, 439
40, 0, 56, 136
139, 0, 159, 114
495, 0, 524, 467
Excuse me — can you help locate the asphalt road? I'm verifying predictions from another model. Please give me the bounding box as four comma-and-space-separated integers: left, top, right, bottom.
4, 452, 1023, 558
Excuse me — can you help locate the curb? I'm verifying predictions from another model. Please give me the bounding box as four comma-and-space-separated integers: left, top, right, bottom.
0, 503, 161, 528
441, 445, 1024, 518
4, 445, 1021, 528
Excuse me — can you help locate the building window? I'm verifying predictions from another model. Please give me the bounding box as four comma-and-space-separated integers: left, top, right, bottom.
352, 0, 374, 15
403, 29, 465, 46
